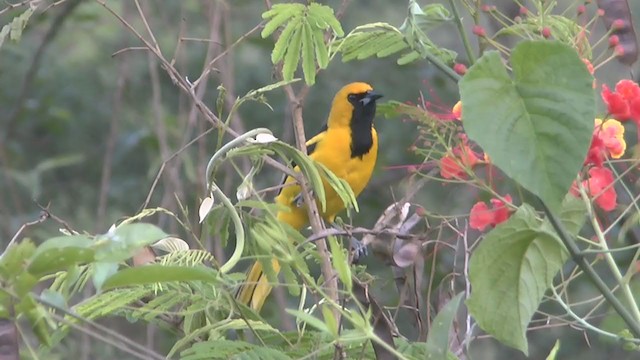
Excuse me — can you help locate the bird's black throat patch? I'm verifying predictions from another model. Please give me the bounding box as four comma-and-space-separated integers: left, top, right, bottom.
348, 93, 377, 159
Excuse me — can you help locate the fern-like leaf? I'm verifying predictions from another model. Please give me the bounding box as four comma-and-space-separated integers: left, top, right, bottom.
180, 339, 291, 360
262, 3, 341, 85
261, 3, 305, 38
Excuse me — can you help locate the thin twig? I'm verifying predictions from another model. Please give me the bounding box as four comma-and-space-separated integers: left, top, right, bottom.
540, 198, 640, 338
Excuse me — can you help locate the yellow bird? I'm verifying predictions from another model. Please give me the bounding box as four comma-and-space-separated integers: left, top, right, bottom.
237, 82, 382, 311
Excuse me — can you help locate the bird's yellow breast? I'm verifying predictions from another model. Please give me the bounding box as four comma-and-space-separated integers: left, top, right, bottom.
275, 127, 378, 229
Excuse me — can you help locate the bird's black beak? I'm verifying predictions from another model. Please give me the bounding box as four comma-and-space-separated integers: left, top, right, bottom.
360, 91, 383, 106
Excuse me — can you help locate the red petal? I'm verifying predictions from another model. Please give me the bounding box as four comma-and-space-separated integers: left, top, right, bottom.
470, 202, 494, 231
630, 96, 640, 123
586, 167, 617, 211
602, 84, 631, 120
440, 155, 466, 179
615, 80, 640, 101
584, 134, 605, 166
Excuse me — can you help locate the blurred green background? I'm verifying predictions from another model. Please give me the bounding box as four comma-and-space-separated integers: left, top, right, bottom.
2, 0, 640, 359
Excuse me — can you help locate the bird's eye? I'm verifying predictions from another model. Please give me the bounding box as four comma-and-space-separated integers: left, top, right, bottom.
348, 94, 356, 102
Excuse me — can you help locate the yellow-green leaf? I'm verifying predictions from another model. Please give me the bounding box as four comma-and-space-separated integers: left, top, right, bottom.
272, 17, 301, 63
282, 23, 303, 81
301, 21, 316, 85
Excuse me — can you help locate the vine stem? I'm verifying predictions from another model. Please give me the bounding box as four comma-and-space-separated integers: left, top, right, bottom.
204, 128, 275, 274
425, 50, 461, 82
539, 198, 640, 338
578, 184, 640, 323
447, 0, 476, 65
551, 286, 640, 343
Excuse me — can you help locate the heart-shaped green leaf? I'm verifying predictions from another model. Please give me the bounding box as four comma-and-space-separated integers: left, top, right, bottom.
460, 40, 594, 211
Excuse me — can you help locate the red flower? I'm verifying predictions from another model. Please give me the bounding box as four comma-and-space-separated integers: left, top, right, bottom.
601, 84, 631, 120
439, 143, 480, 179
615, 80, 640, 101
630, 96, 640, 121
571, 167, 617, 212
585, 167, 617, 211
601, 80, 640, 123
470, 195, 513, 231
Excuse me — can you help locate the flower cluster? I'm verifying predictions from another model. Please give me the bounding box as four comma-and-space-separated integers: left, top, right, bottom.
445, 77, 636, 231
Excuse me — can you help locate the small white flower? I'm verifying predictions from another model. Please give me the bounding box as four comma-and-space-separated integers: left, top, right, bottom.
247, 133, 278, 144
199, 196, 215, 223
255, 133, 278, 143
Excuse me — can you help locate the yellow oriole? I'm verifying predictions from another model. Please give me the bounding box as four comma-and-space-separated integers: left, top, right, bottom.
237, 82, 382, 311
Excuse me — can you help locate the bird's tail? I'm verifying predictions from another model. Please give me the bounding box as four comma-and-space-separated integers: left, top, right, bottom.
236, 258, 281, 311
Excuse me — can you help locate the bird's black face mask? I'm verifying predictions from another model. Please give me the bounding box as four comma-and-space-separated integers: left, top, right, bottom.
348, 90, 383, 158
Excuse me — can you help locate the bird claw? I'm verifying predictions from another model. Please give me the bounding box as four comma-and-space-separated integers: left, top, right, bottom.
349, 237, 368, 263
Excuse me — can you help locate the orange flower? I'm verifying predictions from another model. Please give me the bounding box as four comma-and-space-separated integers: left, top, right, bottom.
452, 101, 462, 120
585, 118, 626, 166
595, 118, 626, 159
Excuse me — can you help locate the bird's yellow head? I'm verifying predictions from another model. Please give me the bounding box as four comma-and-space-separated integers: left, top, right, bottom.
328, 82, 383, 128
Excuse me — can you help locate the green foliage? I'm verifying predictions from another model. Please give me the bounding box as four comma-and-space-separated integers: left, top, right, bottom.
425, 292, 464, 359
180, 339, 291, 360
467, 197, 586, 354
460, 40, 595, 211
327, 235, 351, 292
262, 3, 343, 84
28, 235, 94, 276
546, 340, 561, 360
335, 2, 455, 66
495, 15, 591, 58
0, 7, 34, 48
102, 265, 219, 290
94, 223, 168, 262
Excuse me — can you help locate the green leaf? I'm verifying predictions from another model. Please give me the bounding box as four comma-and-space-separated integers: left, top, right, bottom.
95, 223, 168, 262
102, 265, 218, 290
301, 21, 316, 85
180, 339, 292, 360
282, 22, 303, 81
24, 300, 53, 346
28, 235, 95, 276
397, 50, 421, 65
425, 292, 464, 359
312, 28, 329, 68
92, 262, 119, 291
286, 309, 331, 334
466, 205, 568, 354
542, 194, 587, 235
261, 3, 304, 38
328, 236, 351, 292
321, 304, 339, 338
0, 240, 36, 280
271, 17, 301, 64
0, 7, 34, 48
460, 41, 594, 211
40, 289, 67, 310
309, 3, 343, 37
546, 340, 561, 360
